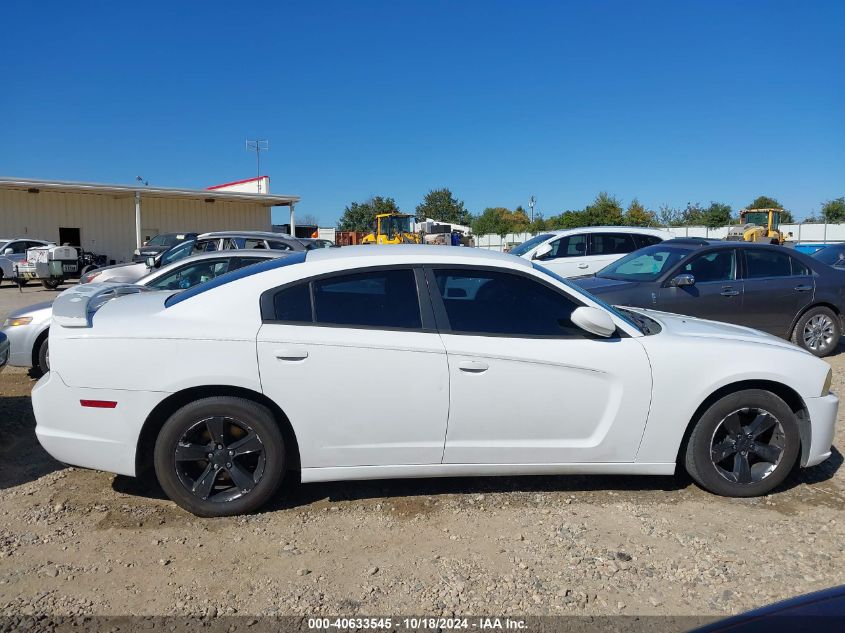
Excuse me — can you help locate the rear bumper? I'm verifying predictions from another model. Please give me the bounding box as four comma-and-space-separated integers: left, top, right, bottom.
803, 392, 839, 468
32, 370, 169, 477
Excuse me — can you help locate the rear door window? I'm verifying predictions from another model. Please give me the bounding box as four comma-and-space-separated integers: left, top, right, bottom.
745, 250, 808, 278
589, 233, 637, 256
313, 269, 421, 329
633, 234, 664, 248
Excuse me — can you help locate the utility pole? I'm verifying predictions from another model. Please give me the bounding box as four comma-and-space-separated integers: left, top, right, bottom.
528, 195, 536, 225
245, 139, 269, 193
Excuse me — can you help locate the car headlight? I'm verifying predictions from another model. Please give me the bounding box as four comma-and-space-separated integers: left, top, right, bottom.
822, 368, 833, 396
3, 316, 33, 327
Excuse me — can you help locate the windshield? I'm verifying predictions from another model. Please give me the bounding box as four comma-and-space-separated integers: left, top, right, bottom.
812, 245, 845, 266
159, 239, 196, 266
510, 234, 553, 257
597, 244, 693, 281
532, 263, 641, 332
381, 216, 412, 235
147, 233, 182, 247
744, 211, 775, 228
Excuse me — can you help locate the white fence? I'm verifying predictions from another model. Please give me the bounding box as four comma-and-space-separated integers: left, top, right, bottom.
474, 223, 845, 251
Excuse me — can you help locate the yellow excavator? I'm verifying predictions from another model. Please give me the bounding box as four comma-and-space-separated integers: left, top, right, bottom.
361, 212, 421, 245
725, 208, 789, 245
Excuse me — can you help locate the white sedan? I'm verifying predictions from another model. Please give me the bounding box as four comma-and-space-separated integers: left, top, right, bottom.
33, 246, 837, 516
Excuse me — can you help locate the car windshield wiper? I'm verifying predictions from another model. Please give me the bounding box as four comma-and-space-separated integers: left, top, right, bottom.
617, 308, 656, 335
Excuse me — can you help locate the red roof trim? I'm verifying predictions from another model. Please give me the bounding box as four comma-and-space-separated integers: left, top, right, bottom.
206, 175, 270, 190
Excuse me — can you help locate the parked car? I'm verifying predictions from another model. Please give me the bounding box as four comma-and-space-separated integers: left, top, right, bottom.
573, 238, 845, 356
35, 245, 837, 516
509, 227, 671, 278
299, 238, 336, 249
82, 231, 310, 285
132, 232, 198, 262
811, 243, 845, 269
0, 238, 52, 286
2, 249, 291, 376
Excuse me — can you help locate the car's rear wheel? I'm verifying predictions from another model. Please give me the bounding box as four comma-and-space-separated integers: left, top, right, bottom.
792, 306, 840, 357
154, 397, 285, 516
41, 278, 63, 290
36, 337, 50, 376
684, 389, 800, 497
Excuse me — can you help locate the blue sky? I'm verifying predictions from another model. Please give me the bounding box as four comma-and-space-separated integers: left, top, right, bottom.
2, 1, 842, 224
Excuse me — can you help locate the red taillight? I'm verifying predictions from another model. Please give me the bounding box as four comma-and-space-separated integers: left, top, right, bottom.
80, 400, 118, 409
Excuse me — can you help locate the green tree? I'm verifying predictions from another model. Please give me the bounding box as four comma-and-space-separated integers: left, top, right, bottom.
337, 196, 399, 232
415, 188, 472, 226
584, 192, 624, 225
703, 202, 732, 229
625, 199, 657, 226
657, 204, 683, 227
472, 207, 530, 238
821, 197, 845, 223
747, 195, 793, 223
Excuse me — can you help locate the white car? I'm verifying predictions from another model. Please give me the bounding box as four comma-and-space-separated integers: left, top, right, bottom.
509, 227, 671, 277
34, 246, 837, 516
0, 238, 53, 286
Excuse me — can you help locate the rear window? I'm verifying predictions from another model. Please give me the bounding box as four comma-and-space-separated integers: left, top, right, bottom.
589, 233, 637, 256
165, 252, 307, 307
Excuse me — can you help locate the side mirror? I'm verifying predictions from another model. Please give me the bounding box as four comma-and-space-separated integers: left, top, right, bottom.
532, 243, 553, 260
671, 274, 695, 287
3, 248, 13, 255
145, 256, 156, 268
571, 306, 616, 338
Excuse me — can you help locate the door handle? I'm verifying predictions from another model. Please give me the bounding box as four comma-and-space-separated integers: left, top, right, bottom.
577, 263, 589, 269
794, 284, 812, 292
720, 288, 740, 297
274, 347, 308, 361
458, 360, 488, 373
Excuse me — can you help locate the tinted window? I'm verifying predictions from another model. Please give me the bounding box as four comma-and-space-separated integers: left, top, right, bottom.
746, 250, 809, 278
9, 241, 28, 254
812, 246, 845, 266
267, 240, 294, 251
313, 269, 421, 329
589, 233, 637, 256
434, 269, 582, 336
548, 234, 587, 258
273, 283, 312, 322
634, 234, 663, 248
680, 249, 736, 283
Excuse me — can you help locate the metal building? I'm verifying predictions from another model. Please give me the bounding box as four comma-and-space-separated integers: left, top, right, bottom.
0, 177, 299, 264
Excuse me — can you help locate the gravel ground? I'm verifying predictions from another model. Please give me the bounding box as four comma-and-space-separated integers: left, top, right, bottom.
0, 350, 842, 620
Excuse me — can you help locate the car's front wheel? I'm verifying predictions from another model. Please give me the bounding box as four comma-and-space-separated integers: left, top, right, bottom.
684, 389, 800, 497
154, 397, 286, 516
792, 306, 841, 357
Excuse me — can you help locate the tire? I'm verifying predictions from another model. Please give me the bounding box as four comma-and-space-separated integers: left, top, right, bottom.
792, 306, 841, 357
684, 389, 800, 497
36, 336, 50, 376
153, 397, 286, 517
41, 278, 63, 290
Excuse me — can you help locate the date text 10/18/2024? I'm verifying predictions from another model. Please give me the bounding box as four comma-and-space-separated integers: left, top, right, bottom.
308, 618, 528, 630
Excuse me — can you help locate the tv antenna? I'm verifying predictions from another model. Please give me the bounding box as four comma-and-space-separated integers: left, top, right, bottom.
245, 139, 269, 192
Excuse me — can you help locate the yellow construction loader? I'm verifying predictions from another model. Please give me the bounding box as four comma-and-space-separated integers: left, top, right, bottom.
361, 212, 421, 245
725, 208, 788, 245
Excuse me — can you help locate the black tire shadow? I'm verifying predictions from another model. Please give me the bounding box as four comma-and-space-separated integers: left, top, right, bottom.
0, 394, 62, 489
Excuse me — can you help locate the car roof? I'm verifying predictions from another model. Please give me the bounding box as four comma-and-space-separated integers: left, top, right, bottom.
197, 231, 297, 240
304, 244, 532, 267
546, 226, 670, 236
141, 249, 291, 282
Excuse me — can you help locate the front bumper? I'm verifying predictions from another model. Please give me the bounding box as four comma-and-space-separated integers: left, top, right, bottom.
32, 370, 169, 477
1, 324, 36, 368
803, 392, 839, 467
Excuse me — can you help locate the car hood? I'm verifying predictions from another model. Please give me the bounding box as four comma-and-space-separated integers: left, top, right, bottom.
573, 275, 641, 294
626, 307, 807, 353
